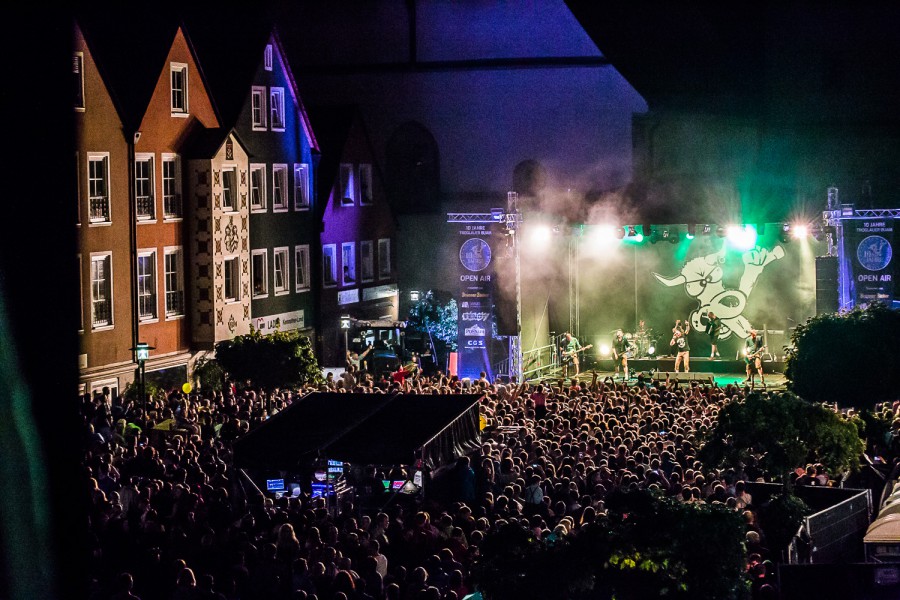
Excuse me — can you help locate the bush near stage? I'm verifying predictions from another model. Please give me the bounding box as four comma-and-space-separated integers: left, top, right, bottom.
471, 489, 748, 600
699, 392, 863, 494
214, 328, 322, 390
785, 303, 900, 409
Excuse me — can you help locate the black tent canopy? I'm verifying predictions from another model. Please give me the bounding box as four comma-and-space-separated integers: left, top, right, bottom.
232, 392, 482, 471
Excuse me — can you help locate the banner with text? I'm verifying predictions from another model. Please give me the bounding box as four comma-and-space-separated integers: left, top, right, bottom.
457, 223, 496, 381
846, 219, 894, 307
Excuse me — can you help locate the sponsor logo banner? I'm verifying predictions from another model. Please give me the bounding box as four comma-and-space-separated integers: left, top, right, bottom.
847, 219, 894, 306
456, 223, 496, 380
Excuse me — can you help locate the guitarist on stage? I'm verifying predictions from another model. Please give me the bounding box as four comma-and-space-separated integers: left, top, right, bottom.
612, 329, 631, 381
744, 329, 766, 388
561, 332, 583, 377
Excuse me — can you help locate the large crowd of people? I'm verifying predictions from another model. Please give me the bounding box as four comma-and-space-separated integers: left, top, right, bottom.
82, 368, 862, 600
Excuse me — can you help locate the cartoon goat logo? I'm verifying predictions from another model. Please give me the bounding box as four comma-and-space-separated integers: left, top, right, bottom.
652, 245, 785, 340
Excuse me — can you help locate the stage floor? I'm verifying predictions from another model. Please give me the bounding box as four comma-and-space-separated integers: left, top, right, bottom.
594, 357, 787, 375
533, 365, 788, 391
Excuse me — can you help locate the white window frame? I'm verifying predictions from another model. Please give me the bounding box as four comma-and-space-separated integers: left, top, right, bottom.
88, 153, 111, 225
90, 252, 113, 329
293, 163, 310, 210
360, 240, 374, 283
251, 249, 269, 298
162, 154, 182, 220
170, 62, 189, 116
164, 246, 185, 319
323, 244, 337, 287
342, 242, 357, 286
294, 245, 310, 292
224, 256, 240, 303
250, 164, 267, 212
77, 253, 84, 332
358, 163, 373, 205
75, 151, 81, 226
90, 378, 119, 401
264, 44, 273, 71
272, 164, 289, 212
270, 87, 285, 131
134, 153, 156, 222
137, 249, 158, 323
251, 86, 267, 130
222, 167, 237, 212
73, 52, 85, 112
273, 247, 290, 295
340, 164, 355, 206
378, 238, 391, 280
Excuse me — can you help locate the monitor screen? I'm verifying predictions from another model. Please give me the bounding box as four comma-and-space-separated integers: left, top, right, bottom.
391, 480, 405, 490
266, 478, 285, 492
382, 480, 391, 491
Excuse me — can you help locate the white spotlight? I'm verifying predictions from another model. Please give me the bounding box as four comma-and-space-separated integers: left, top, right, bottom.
528, 225, 553, 247
792, 224, 808, 239
588, 224, 618, 250
600, 344, 611, 357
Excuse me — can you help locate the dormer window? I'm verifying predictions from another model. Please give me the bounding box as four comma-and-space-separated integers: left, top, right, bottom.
170, 63, 189, 115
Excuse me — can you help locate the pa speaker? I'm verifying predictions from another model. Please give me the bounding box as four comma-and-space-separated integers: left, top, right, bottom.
815, 256, 839, 315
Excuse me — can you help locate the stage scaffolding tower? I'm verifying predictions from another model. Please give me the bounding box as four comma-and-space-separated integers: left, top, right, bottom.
446, 193, 524, 382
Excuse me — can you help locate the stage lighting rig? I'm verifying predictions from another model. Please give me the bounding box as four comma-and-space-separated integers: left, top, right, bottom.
779, 223, 792, 243
661, 228, 680, 244
702, 224, 713, 235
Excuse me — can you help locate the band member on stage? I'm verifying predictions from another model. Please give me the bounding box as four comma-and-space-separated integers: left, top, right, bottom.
561, 332, 582, 377
673, 319, 690, 336
612, 329, 630, 381
745, 329, 766, 388
670, 326, 690, 373
705, 311, 722, 358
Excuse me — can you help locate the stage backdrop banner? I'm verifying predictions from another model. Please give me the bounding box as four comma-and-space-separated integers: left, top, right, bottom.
456, 222, 495, 382
846, 219, 894, 307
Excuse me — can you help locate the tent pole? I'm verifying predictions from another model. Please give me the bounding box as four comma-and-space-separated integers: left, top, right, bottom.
239, 468, 263, 497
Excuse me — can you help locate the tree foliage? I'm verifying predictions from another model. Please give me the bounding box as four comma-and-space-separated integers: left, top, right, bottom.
699, 392, 864, 491
193, 353, 225, 393
471, 490, 748, 600
784, 303, 900, 408
406, 289, 458, 351
214, 328, 322, 390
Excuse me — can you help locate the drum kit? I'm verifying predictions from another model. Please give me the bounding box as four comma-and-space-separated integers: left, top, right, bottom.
613, 328, 656, 359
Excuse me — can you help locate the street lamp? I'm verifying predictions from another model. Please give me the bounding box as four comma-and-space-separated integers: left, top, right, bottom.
340, 315, 351, 357
131, 342, 154, 415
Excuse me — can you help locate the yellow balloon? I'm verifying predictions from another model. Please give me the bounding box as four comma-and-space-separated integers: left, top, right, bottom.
182, 382, 193, 394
